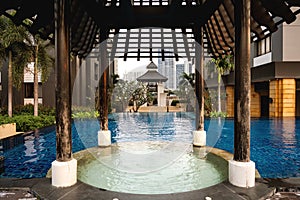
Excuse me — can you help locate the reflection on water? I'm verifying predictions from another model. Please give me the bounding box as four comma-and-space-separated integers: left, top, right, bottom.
1, 114, 300, 179
215, 117, 300, 178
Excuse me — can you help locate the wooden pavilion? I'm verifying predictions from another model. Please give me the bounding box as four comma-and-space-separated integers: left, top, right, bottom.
1, 0, 300, 188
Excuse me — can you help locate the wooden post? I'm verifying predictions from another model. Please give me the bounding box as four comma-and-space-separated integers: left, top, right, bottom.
192, 26, 206, 147
55, 0, 72, 162
194, 26, 204, 131
234, 0, 251, 162
98, 29, 109, 131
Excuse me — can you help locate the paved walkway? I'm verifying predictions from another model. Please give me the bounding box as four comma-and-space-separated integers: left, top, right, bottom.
0, 178, 299, 200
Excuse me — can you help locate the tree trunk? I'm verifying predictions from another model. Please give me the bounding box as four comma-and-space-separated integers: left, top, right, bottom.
55, 0, 72, 162
217, 72, 221, 112
34, 45, 39, 117
194, 26, 204, 131
8, 51, 13, 117
234, 0, 251, 162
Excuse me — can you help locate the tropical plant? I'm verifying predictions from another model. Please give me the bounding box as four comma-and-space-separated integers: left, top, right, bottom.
209, 110, 227, 118
25, 35, 54, 116
112, 80, 153, 112
0, 15, 32, 117
178, 72, 212, 114
130, 83, 153, 112
209, 54, 234, 113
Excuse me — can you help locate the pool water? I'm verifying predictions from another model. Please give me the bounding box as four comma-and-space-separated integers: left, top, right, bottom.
0, 113, 300, 178
75, 141, 228, 194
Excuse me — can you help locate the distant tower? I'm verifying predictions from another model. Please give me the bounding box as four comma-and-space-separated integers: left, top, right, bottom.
176, 64, 185, 88
158, 50, 176, 90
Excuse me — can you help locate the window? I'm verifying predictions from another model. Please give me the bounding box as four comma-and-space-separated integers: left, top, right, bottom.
24, 83, 42, 98
94, 63, 99, 80
257, 36, 271, 56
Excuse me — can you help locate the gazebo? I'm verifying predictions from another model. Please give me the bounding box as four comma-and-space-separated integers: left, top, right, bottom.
137, 61, 168, 106
1, 0, 300, 189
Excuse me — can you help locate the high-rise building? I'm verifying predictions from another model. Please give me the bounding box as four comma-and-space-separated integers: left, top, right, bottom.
158, 50, 176, 90
176, 64, 184, 89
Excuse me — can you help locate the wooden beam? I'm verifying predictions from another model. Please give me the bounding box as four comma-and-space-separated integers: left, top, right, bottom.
234, 0, 251, 162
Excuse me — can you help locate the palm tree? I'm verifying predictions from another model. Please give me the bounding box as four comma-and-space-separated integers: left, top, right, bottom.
210, 54, 234, 113
0, 16, 31, 117
27, 35, 54, 116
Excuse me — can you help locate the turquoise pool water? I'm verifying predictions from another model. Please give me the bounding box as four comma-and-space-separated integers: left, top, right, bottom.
0, 112, 299, 178
75, 141, 228, 194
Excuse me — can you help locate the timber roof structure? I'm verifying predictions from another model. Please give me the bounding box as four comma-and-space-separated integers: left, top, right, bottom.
1, 0, 300, 60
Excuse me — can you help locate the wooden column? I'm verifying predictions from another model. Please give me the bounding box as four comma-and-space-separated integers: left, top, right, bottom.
194, 26, 204, 131
55, 0, 72, 161
234, 0, 251, 162
98, 29, 109, 131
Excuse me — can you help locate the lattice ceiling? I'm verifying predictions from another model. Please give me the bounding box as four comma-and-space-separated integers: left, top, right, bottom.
1, 0, 300, 59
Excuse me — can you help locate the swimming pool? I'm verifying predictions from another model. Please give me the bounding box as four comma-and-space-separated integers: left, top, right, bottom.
0, 112, 299, 178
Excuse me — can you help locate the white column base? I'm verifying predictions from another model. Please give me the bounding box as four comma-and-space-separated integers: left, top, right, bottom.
51, 159, 77, 187
193, 130, 206, 146
98, 130, 111, 147
229, 160, 255, 188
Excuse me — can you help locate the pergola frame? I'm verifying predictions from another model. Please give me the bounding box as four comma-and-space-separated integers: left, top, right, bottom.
1, 0, 300, 188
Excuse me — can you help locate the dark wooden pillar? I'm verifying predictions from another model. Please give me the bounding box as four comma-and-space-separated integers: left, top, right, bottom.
194, 26, 205, 131
234, 0, 251, 162
55, 0, 72, 161
98, 29, 109, 131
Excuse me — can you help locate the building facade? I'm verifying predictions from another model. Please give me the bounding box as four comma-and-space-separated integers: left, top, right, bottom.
224, 17, 300, 117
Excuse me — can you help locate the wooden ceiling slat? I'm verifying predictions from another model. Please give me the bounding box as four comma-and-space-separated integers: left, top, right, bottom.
207, 19, 227, 53
181, 28, 191, 61
261, 0, 296, 24
109, 29, 120, 61
171, 28, 180, 61
80, 23, 99, 56
212, 13, 234, 50
251, 0, 278, 33
215, 7, 234, 43
1, 0, 300, 59
204, 24, 221, 57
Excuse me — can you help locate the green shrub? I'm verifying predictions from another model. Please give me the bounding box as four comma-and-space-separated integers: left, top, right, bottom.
71, 111, 99, 119
0, 104, 55, 116
209, 111, 227, 118
171, 100, 180, 106
0, 114, 55, 132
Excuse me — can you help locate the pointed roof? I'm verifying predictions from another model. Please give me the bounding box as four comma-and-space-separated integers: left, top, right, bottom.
146, 61, 158, 70
136, 62, 168, 83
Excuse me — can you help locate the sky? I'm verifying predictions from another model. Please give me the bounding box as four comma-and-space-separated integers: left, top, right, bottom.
117, 57, 185, 79
117, 58, 158, 79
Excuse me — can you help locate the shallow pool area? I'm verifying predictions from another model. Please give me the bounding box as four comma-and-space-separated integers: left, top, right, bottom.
0, 113, 299, 179
75, 141, 228, 194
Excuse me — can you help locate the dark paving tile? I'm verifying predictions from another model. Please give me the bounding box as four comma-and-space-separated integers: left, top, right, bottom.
0, 178, 40, 188
0, 178, 278, 200
261, 178, 300, 188
223, 180, 276, 200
